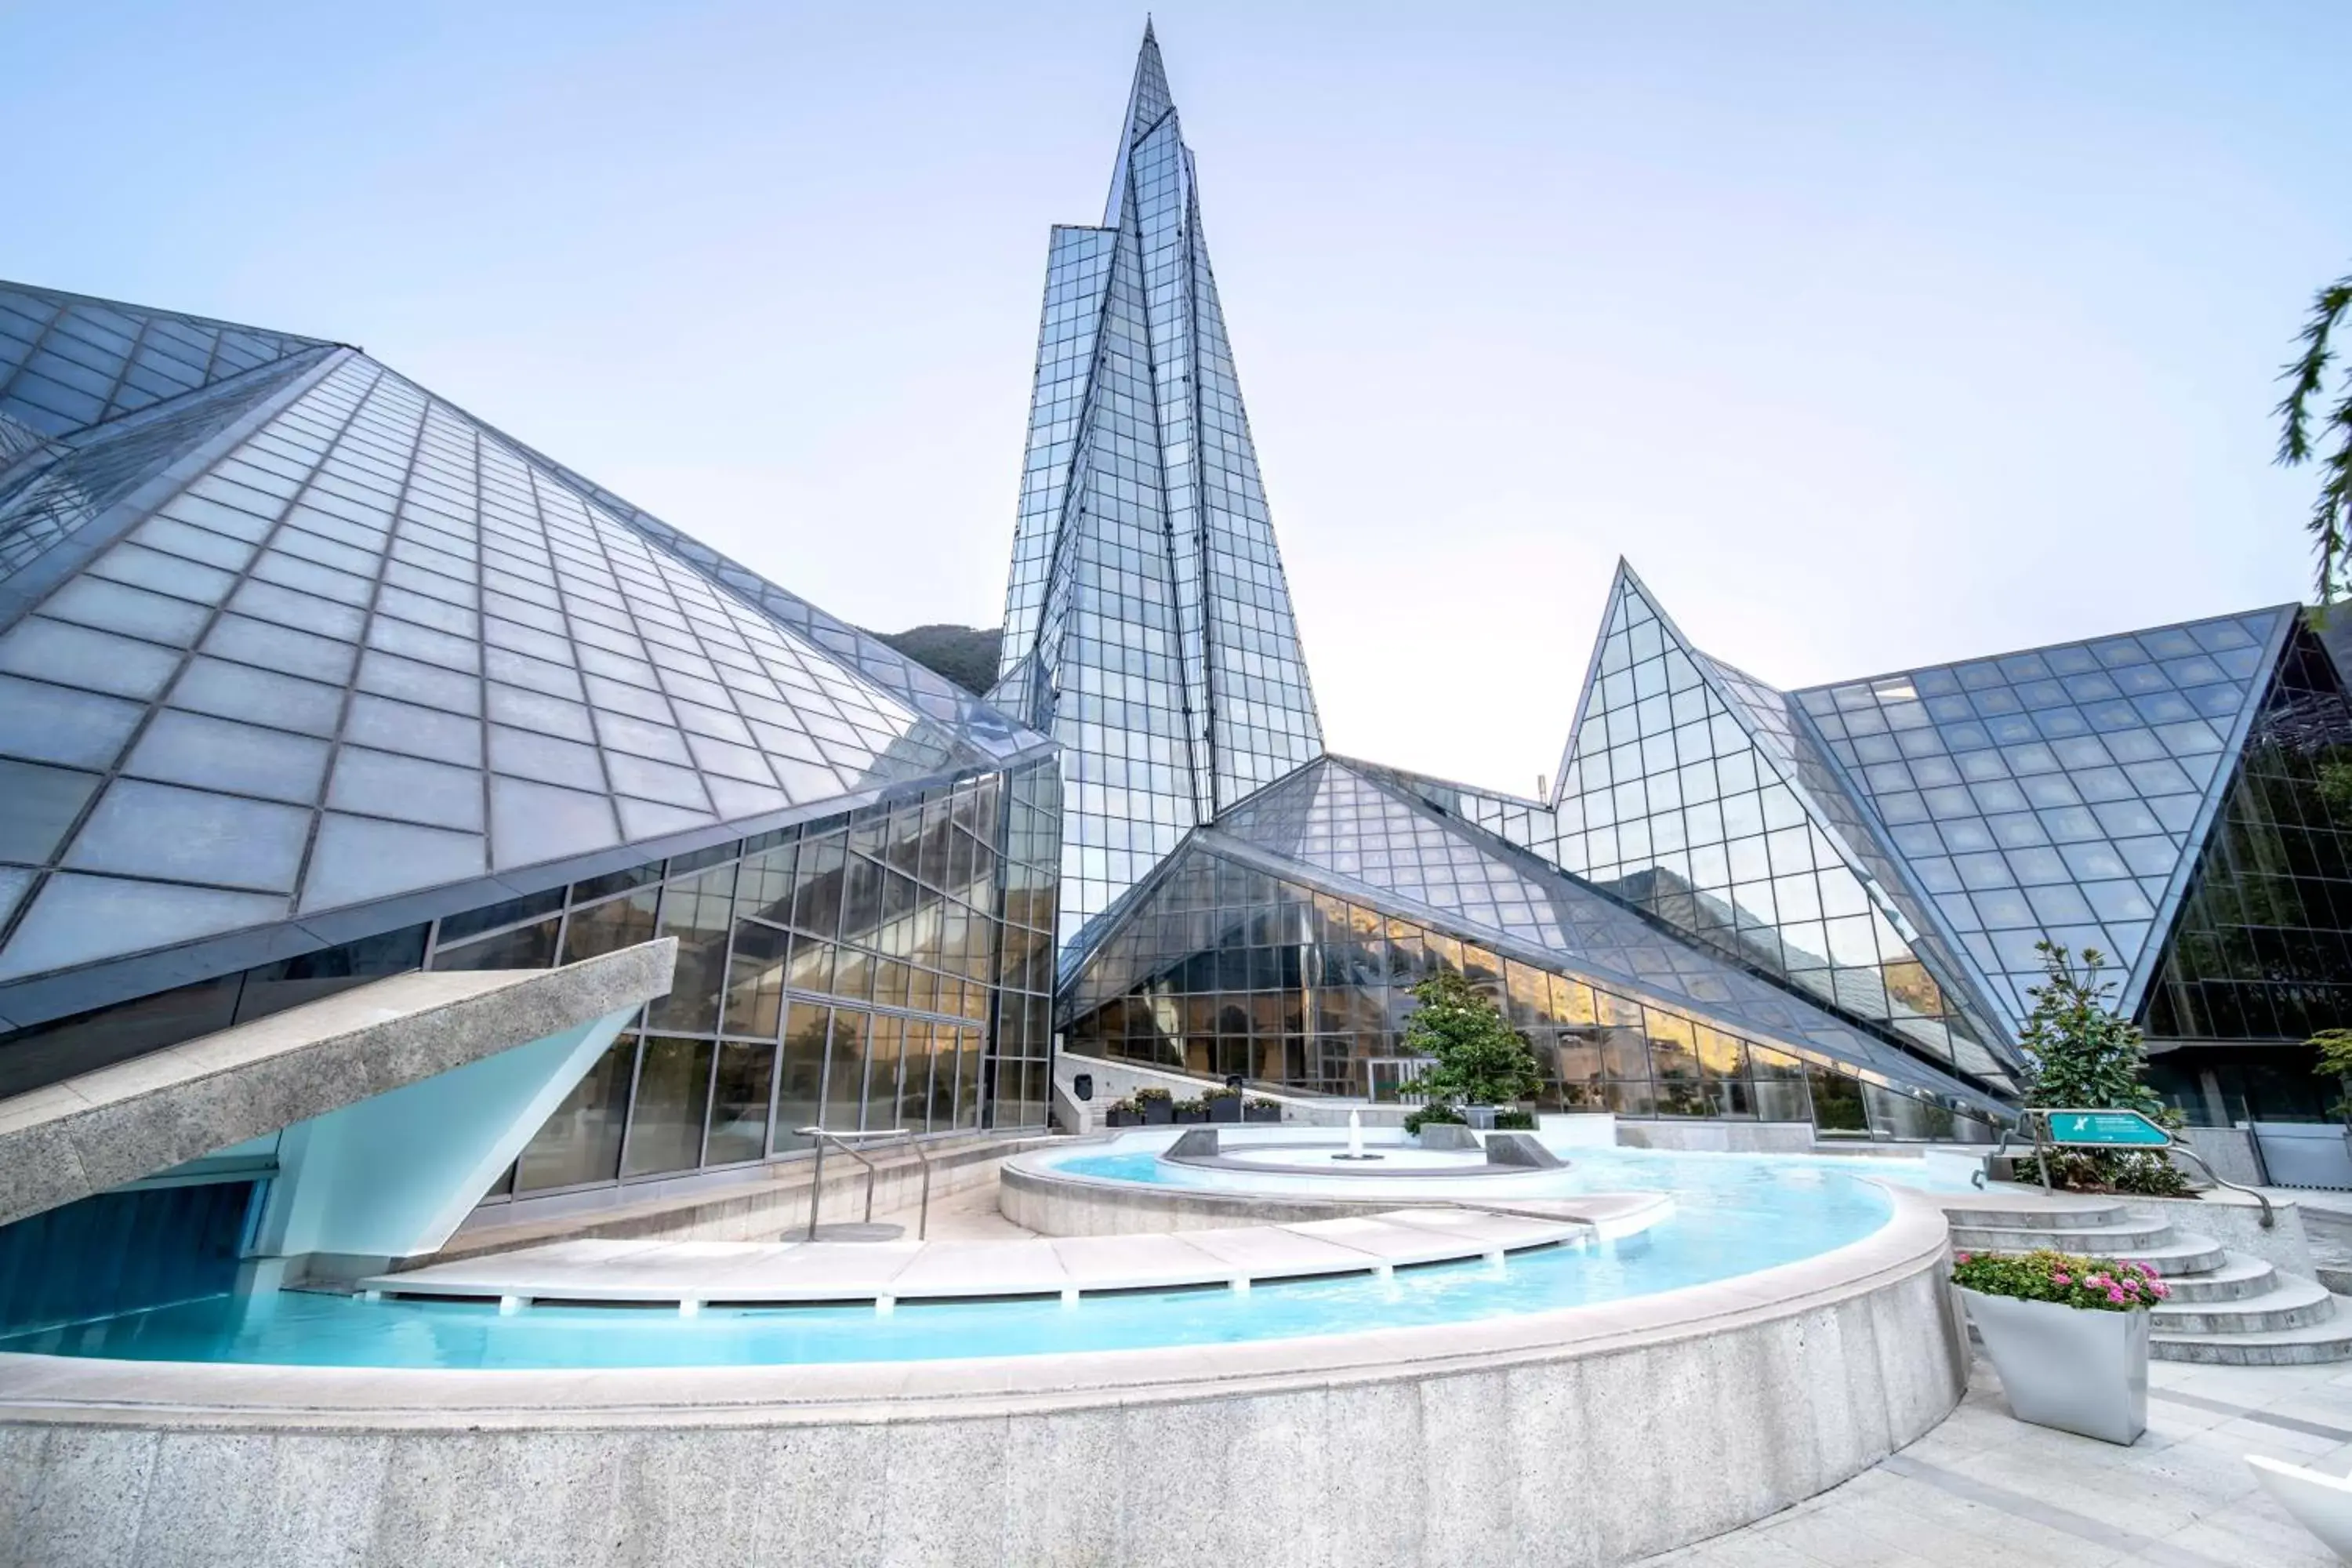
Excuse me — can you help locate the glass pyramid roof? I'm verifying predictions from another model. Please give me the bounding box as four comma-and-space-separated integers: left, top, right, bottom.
1501, 566, 2016, 1078
996, 27, 1323, 958
0, 306, 1050, 1015
1793, 605, 2293, 1027
0, 283, 331, 440
1193, 757, 2003, 1103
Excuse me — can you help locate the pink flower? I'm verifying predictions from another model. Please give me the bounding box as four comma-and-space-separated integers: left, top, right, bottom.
2052, 1272, 2073, 1286
1956, 1253, 1973, 1265
2107, 1287, 2129, 1304
2151, 1283, 2171, 1299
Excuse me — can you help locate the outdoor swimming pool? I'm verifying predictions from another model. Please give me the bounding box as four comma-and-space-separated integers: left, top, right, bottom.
0, 1145, 1922, 1370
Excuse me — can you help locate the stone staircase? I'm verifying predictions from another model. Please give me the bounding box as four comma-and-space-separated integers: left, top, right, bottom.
1947, 1199, 2352, 1366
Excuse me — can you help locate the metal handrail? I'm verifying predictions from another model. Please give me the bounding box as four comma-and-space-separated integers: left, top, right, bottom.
796, 1127, 934, 1241
1971, 1113, 2274, 1229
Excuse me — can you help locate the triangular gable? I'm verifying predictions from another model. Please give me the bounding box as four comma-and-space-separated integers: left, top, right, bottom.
1536, 564, 2010, 1073
1796, 605, 2297, 1027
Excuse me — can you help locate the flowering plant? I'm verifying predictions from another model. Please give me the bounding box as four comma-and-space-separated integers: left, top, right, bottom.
1951, 1247, 2169, 1312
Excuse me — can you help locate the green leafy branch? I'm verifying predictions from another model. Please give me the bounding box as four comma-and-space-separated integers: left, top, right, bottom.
2277, 271, 2352, 606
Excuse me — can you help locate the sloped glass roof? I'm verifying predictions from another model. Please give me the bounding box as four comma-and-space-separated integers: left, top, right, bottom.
1793, 606, 2293, 1025
1200, 757, 2005, 1102
0, 283, 330, 440
0, 351, 326, 597
0, 334, 1047, 996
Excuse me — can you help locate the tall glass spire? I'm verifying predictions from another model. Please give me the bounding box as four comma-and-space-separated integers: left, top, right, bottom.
997, 26, 1322, 959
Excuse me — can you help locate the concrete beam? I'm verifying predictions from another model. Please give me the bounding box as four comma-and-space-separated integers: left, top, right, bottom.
0, 939, 674, 1229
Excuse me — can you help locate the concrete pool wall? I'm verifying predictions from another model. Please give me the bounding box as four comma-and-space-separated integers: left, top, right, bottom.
0, 1188, 1966, 1567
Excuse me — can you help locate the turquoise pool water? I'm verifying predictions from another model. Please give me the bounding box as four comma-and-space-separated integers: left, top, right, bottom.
0, 1148, 1906, 1370
1047, 1142, 1982, 1199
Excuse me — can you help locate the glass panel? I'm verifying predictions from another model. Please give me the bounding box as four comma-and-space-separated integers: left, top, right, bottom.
705, 1040, 775, 1165
122, 711, 331, 806
646, 865, 735, 1032
430, 916, 560, 971
775, 1002, 829, 1152
821, 1008, 866, 1132
620, 1036, 713, 1177
514, 1033, 634, 1191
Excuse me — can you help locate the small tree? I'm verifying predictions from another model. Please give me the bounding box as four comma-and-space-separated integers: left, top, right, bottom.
1403, 971, 1542, 1109
2309, 1028, 2352, 1124
2018, 942, 2183, 1195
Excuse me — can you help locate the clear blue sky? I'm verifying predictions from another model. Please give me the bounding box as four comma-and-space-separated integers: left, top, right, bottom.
7, 2, 2348, 794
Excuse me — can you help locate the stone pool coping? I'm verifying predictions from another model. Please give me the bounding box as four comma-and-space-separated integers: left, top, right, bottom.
999, 1135, 1677, 1237
0, 1182, 1954, 1430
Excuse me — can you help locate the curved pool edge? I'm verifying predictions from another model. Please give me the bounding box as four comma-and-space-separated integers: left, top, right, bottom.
999, 1139, 1692, 1238
0, 1189, 1965, 1566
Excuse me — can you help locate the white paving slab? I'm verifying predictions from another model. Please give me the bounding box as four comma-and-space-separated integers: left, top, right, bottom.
360, 1206, 1588, 1305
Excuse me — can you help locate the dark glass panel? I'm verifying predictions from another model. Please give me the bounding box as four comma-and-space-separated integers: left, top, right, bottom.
620, 1036, 713, 1177
570, 862, 662, 906
735, 842, 797, 926
515, 1033, 633, 1191
560, 887, 658, 965
431, 916, 560, 971
1806, 1067, 1869, 1135
793, 833, 846, 938
436, 887, 564, 946
235, 925, 428, 1023
647, 866, 735, 1033
706, 1041, 775, 1165
0, 974, 241, 1099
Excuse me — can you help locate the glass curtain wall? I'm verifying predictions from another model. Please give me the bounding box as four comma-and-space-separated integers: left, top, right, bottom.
1061, 848, 1993, 1142
433, 760, 1059, 1204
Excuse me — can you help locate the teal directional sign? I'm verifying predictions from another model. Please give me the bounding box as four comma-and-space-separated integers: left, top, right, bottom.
2038, 1109, 2172, 1148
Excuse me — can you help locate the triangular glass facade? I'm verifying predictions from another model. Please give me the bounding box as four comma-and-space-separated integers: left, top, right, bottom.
1525, 566, 2010, 1079
996, 28, 1321, 958
0, 323, 1053, 1009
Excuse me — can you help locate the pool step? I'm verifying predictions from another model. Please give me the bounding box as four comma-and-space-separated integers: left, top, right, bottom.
1941, 1200, 2131, 1233
2154, 1276, 2338, 1335
2152, 1305, 2352, 1367
2162, 1253, 2287, 1304
1950, 1218, 2180, 1254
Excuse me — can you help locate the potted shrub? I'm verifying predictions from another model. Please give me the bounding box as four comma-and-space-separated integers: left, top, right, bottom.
1135, 1087, 1174, 1126
1171, 1096, 1207, 1125
1104, 1098, 1142, 1128
1244, 1095, 1283, 1124
1953, 1247, 2169, 1445
1402, 972, 1544, 1135
1204, 1085, 1243, 1123
1494, 1109, 1536, 1131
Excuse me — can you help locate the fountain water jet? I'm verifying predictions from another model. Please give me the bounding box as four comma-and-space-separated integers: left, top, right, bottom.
1330, 1108, 1385, 1161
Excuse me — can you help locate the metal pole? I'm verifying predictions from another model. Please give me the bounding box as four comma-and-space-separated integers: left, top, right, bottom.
806, 1138, 826, 1241
916, 1139, 932, 1241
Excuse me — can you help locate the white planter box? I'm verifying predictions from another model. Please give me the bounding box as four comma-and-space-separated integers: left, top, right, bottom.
1962, 1288, 2148, 1445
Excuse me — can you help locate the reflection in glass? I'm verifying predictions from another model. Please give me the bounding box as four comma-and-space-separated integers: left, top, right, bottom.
706, 1040, 775, 1165
622, 1036, 714, 1176
516, 1033, 633, 1191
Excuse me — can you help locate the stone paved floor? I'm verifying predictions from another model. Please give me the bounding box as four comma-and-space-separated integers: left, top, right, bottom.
1641, 1353, 2352, 1566
872, 1175, 1035, 1240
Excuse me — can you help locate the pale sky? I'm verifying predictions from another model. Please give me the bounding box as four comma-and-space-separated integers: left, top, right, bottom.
7, 2, 2349, 797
